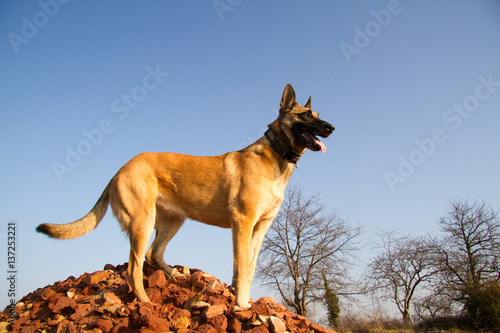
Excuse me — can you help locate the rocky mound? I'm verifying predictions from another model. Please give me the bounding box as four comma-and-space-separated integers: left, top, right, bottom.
1, 262, 335, 333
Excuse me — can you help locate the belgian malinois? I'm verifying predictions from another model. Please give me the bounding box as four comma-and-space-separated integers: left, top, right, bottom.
37, 84, 334, 309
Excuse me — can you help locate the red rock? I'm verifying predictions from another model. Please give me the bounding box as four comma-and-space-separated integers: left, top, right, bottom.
269, 316, 287, 333
233, 309, 254, 320
85, 270, 112, 285
207, 279, 225, 293
208, 314, 228, 331
48, 319, 60, 326
103, 291, 121, 305
145, 287, 163, 303
190, 314, 204, 330
69, 303, 91, 321
173, 308, 191, 319
52, 296, 76, 313
272, 302, 287, 311
246, 325, 270, 333
41, 288, 57, 301
138, 303, 153, 317
191, 271, 211, 288
0, 262, 334, 333
111, 317, 129, 333
310, 323, 336, 333
203, 304, 225, 319
197, 323, 218, 333
256, 297, 275, 305
95, 316, 114, 332
252, 302, 271, 316
227, 317, 242, 333
139, 314, 171, 331
297, 317, 311, 329
148, 270, 167, 289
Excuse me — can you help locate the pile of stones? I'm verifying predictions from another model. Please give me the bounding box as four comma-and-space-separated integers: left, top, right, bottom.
0, 262, 335, 333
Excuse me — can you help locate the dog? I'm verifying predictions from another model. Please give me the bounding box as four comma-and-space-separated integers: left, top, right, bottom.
37, 84, 334, 309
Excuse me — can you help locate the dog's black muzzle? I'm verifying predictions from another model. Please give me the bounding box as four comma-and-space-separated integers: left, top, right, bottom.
293, 120, 334, 152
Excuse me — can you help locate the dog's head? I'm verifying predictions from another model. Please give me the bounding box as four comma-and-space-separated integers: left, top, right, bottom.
270, 84, 334, 156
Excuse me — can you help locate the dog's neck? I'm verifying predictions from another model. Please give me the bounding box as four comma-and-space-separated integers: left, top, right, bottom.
265, 128, 301, 163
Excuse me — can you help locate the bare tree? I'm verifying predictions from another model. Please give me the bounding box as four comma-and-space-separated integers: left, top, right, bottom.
365, 231, 437, 327
414, 293, 454, 322
256, 185, 361, 317
433, 198, 500, 319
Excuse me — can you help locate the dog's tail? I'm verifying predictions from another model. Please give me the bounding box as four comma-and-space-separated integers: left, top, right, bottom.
36, 182, 111, 240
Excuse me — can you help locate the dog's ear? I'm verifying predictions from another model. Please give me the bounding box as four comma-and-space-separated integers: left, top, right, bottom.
304, 96, 311, 109
280, 84, 297, 111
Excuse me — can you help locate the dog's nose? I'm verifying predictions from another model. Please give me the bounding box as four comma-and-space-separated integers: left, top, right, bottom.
325, 123, 335, 133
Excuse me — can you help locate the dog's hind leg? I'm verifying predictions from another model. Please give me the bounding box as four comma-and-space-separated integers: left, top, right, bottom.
146, 207, 186, 278
126, 209, 156, 303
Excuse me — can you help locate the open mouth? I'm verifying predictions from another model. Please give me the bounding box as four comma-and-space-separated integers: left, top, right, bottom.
299, 130, 327, 153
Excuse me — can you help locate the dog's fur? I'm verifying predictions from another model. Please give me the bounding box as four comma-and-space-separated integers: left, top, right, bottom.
37, 84, 334, 309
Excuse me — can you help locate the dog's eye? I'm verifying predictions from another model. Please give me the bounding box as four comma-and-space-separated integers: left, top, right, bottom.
300, 110, 313, 119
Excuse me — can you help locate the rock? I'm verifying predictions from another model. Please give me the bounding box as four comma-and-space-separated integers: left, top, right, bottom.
197, 323, 218, 333
148, 270, 167, 289
52, 297, 76, 313
103, 291, 121, 305
139, 313, 171, 331
171, 315, 191, 330
207, 314, 228, 331
84, 270, 112, 285
269, 316, 286, 333
103, 263, 116, 271
69, 303, 91, 321
246, 325, 270, 333
0, 322, 9, 333
233, 309, 254, 320
252, 302, 271, 316
192, 301, 211, 310
256, 297, 275, 305
0, 261, 336, 333
203, 304, 225, 319
95, 316, 114, 333
310, 323, 337, 333
227, 317, 242, 333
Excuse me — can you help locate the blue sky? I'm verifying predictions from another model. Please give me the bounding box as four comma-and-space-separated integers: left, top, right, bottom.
1, 1, 499, 312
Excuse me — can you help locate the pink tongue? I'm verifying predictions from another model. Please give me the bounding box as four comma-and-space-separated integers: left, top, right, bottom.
315, 138, 327, 153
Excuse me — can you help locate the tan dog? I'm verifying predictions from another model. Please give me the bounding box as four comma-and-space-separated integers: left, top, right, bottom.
37, 84, 334, 309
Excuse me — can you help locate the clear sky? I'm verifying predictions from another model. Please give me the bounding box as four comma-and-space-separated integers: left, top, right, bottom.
1, 1, 499, 312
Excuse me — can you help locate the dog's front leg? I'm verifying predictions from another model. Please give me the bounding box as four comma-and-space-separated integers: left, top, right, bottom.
231, 218, 254, 310
248, 217, 274, 289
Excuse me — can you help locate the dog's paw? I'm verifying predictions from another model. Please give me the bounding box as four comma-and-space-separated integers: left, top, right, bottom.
233, 302, 252, 312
